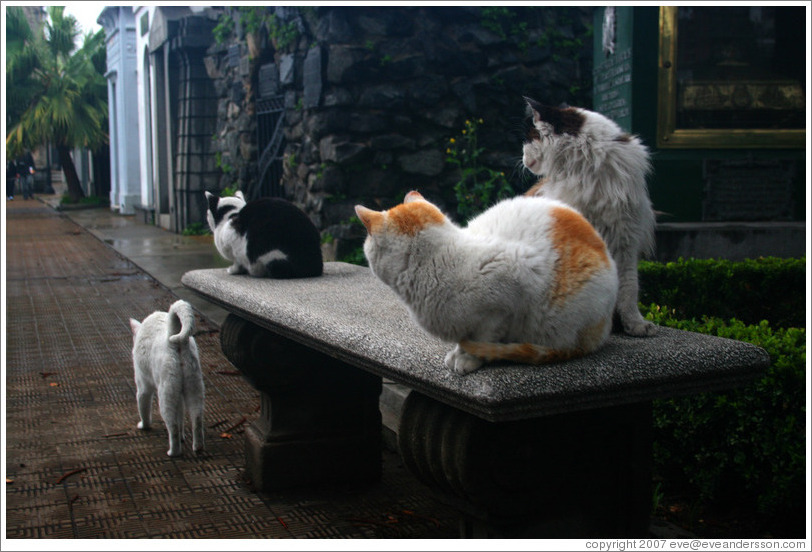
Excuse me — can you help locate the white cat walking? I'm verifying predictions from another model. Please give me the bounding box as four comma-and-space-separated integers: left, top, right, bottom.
129, 300, 205, 456
356, 191, 618, 375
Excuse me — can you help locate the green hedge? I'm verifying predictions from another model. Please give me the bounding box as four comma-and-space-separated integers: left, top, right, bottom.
639, 257, 806, 329
643, 300, 806, 535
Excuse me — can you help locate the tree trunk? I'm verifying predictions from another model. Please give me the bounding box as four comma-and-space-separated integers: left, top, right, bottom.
56, 145, 85, 202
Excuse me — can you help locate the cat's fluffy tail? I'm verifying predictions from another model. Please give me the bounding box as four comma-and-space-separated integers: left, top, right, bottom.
459, 339, 581, 365
167, 300, 196, 345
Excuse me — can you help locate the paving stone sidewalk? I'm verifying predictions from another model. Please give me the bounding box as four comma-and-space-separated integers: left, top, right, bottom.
4, 200, 458, 539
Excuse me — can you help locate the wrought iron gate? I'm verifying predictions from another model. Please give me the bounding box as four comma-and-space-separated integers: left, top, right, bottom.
254, 94, 286, 199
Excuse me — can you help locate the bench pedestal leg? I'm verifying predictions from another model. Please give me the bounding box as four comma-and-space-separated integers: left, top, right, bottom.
220, 314, 382, 491
398, 391, 652, 538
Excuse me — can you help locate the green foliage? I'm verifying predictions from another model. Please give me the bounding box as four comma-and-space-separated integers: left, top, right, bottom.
213, 7, 270, 45
267, 13, 299, 51
6, 6, 107, 201
240, 7, 266, 35
446, 118, 514, 220
481, 7, 529, 50
332, 216, 368, 267
215, 152, 233, 174
639, 257, 806, 328
535, 11, 592, 106
212, 8, 299, 51
340, 246, 368, 267
220, 185, 239, 197
5, 7, 41, 129
59, 194, 105, 206
212, 11, 235, 44
6, 6, 107, 156
641, 267, 806, 533
182, 222, 211, 236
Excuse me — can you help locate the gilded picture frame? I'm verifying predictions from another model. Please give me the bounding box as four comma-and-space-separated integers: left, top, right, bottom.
657, 6, 805, 149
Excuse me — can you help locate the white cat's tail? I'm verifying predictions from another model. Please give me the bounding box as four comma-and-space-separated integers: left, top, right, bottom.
459, 340, 582, 365
167, 300, 196, 345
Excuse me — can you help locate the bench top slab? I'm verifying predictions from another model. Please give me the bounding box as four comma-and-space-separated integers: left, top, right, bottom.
182, 263, 769, 422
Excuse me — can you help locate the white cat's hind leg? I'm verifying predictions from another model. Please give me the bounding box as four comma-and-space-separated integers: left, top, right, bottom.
158, 384, 184, 457
190, 410, 205, 454
165, 421, 183, 457
185, 396, 205, 454
227, 263, 247, 275
136, 387, 154, 430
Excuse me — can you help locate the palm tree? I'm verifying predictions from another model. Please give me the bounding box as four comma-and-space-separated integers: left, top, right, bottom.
5, 6, 108, 202
5, 7, 42, 128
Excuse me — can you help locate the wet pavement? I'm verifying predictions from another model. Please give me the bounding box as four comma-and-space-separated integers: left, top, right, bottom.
38, 195, 232, 326
3, 195, 460, 541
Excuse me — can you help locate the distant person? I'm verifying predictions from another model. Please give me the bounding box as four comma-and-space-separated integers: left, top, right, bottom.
16, 152, 35, 200
6, 160, 17, 200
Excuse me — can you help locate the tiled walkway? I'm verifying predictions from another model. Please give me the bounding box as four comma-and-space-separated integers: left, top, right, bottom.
3, 200, 458, 539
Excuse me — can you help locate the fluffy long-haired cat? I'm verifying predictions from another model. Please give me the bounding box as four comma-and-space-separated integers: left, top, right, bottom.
522, 97, 656, 337
205, 190, 323, 278
130, 300, 205, 456
355, 191, 618, 375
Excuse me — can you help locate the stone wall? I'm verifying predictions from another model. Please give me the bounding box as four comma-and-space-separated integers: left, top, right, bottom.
206, 6, 593, 258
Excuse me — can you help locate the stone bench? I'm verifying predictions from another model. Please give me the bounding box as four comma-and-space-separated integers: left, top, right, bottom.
182, 262, 769, 538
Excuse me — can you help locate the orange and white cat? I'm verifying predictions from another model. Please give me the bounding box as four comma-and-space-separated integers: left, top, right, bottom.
355, 191, 618, 375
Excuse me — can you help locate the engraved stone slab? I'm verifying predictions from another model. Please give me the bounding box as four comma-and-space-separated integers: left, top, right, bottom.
227, 43, 241, 68
702, 159, 795, 221
303, 46, 323, 109
258, 63, 279, 99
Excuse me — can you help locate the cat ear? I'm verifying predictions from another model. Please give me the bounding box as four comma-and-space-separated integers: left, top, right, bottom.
524, 96, 556, 125
354, 205, 384, 233
404, 191, 424, 203
129, 318, 141, 336
205, 191, 218, 213
524, 96, 543, 124
523, 96, 584, 135
235, 190, 245, 201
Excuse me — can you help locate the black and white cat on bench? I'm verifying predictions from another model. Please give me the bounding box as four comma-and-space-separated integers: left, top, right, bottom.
205, 190, 323, 279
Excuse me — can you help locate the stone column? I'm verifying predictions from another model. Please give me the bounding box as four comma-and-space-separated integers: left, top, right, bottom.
219, 314, 382, 491
398, 391, 652, 538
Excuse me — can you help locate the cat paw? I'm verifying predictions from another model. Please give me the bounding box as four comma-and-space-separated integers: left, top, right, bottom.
166, 448, 182, 457
444, 348, 483, 375
227, 264, 246, 275
137, 421, 150, 430
623, 318, 657, 337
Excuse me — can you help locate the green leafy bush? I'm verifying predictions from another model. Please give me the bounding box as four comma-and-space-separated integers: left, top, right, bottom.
60, 195, 106, 206
340, 246, 368, 267
212, 8, 299, 51
220, 185, 239, 198
445, 118, 514, 220
643, 302, 806, 535
639, 257, 806, 328
182, 222, 211, 236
